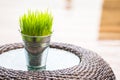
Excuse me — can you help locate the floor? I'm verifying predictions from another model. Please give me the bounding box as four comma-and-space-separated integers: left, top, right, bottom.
0, 0, 120, 79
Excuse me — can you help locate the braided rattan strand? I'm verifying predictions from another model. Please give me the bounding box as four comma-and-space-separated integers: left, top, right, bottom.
0, 42, 116, 80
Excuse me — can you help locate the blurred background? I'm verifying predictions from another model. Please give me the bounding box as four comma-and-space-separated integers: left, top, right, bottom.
0, 0, 120, 79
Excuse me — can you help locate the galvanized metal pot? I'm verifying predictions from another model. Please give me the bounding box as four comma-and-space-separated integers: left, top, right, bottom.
21, 34, 51, 71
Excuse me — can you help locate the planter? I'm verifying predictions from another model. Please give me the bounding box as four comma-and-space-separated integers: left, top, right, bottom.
21, 33, 51, 71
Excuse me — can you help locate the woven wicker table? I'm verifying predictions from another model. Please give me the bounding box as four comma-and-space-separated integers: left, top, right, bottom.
0, 42, 116, 80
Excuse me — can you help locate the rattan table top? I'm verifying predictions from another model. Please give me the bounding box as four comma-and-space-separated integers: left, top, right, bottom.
0, 42, 116, 80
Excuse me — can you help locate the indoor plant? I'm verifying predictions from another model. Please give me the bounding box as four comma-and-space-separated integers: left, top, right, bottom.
19, 10, 53, 71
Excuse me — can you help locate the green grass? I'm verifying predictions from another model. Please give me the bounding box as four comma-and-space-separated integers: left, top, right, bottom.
19, 10, 53, 36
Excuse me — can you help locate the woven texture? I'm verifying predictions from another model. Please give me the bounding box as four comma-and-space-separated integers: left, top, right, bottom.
0, 42, 116, 80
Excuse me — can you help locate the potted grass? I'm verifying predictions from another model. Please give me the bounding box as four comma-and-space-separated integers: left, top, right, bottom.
19, 10, 53, 71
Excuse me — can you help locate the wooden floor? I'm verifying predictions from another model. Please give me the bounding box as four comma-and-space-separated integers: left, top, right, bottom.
99, 32, 120, 40
99, 0, 120, 40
